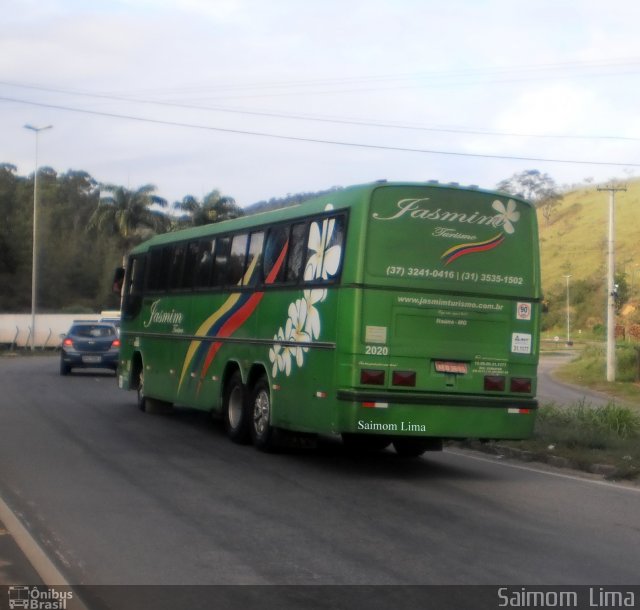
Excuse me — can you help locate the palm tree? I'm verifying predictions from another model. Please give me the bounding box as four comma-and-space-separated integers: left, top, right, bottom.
173, 190, 242, 227
89, 184, 169, 254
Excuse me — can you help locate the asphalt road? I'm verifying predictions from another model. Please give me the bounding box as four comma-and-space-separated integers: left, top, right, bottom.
0, 355, 638, 590
536, 351, 616, 406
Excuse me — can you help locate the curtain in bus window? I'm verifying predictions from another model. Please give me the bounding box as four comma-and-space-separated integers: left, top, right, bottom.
168, 244, 187, 290
263, 226, 289, 284
123, 256, 145, 318
130, 257, 145, 295
286, 223, 308, 283
180, 242, 199, 289
147, 247, 172, 292
212, 237, 231, 287
243, 232, 264, 286
195, 239, 215, 288
228, 234, 248, 286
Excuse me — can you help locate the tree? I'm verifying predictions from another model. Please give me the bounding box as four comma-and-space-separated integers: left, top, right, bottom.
496, 169, 562, 224
173, 189, 242, 227
88, 184, 169, 254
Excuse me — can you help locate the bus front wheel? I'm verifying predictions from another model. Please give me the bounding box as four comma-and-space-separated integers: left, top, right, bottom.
137, 371, 146, 411
250, 377, 277, 452
223, 371, 251, 444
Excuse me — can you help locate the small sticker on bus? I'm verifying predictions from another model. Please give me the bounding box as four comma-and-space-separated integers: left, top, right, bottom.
511, 333, 532, 354
365, 325, 388, 344
516, 302, 532, 320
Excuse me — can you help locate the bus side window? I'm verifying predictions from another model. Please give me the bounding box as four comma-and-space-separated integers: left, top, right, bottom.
320, 215, 345, 280
123, 255, 145, 318
285, 222, 308, 283
168, 243, 187, 290
194, 239, 215, 288
304, 215, 345, 283
181, 241, 200, 290
147, 247, 172, 292
263, 225, 289, 285
227, 234, 248, 286
129, 256, 145, 295
212, 237, 231, 287
243, 231, 264, 286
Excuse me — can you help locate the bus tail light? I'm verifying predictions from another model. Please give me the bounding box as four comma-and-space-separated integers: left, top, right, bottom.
484, 375, 505, 391
360, 369, 385, 385
510, 377, 532, 393
392, 371, 416, 387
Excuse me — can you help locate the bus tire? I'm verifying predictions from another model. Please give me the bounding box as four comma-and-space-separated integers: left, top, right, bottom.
250, 376, 278, 452
137, 371, 147, 411
223, 371, 251, 444
392, 437, 442, 458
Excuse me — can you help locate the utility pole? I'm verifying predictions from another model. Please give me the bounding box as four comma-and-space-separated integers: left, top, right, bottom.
597, 184, 626, 382
563, 274, 572, 346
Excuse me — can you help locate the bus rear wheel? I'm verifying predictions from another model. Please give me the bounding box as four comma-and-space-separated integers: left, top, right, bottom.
392, 437, 443, 458
250, 377, 277, 452
223, 371, 251, 444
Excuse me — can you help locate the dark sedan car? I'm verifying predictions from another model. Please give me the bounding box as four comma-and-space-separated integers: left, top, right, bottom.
60, 322, 120, 375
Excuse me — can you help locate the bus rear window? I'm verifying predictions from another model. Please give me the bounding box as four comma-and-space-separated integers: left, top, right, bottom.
366, 187, 538, 297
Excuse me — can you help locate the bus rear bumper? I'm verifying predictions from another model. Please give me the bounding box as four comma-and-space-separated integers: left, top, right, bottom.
335, 390, 537, 439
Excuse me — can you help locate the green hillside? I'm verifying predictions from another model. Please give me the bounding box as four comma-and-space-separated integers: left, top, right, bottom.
538, 179, 640, 333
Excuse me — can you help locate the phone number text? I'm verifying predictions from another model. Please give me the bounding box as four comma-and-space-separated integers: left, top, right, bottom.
386, 266, 524, 285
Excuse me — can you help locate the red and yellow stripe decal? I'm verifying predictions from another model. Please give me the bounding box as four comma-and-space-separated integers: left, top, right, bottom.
178, 242, 289, 391
440, 233, 505, 266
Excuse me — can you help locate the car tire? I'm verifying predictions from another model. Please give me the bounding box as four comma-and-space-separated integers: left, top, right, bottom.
60, 358, 71, 376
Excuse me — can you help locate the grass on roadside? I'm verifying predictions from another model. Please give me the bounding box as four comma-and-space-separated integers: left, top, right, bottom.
503, 400, 640, 480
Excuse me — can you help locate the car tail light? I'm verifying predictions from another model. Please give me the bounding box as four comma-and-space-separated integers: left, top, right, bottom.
510, 377, 532, 393
112, 339, 121, 348
484, 375, 505, 391
63, 338, 73, 347
392, 370, 416, 387
360, 369, 385, 385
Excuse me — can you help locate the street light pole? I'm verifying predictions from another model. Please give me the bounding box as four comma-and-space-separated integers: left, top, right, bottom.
23, 124, 53, 351
563, 274, 572, 346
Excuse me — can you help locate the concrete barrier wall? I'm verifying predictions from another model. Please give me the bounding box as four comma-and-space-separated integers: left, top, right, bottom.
0, 314, 102, 348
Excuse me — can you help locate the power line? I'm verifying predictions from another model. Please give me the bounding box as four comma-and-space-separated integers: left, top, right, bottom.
3, 95, 640, 169
102, 56, 640, 95
1, 80, 637, 142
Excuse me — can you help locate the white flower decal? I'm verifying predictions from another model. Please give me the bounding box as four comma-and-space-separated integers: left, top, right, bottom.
303, 289, 325, 340
304, 218, 342, 281
270, 205, 342, 378
268, 332, 282, 378
277, 326, 293, 376
288, 299, 310, 367
492, 199, 520, 234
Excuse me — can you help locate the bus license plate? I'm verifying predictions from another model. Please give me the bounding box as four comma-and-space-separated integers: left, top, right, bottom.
434, 361, 468, 374
82, 355, 102, 364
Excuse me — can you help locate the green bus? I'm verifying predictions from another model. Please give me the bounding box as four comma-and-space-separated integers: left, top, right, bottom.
116, 181, 540, 456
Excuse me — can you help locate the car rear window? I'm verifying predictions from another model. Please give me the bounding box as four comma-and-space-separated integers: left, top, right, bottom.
71, 325, 116, 338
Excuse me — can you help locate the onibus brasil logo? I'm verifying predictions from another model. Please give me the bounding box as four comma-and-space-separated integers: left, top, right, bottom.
8, 586, 73, 610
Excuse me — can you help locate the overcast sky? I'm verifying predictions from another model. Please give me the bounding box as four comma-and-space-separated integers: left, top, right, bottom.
2, 0, 640, 207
